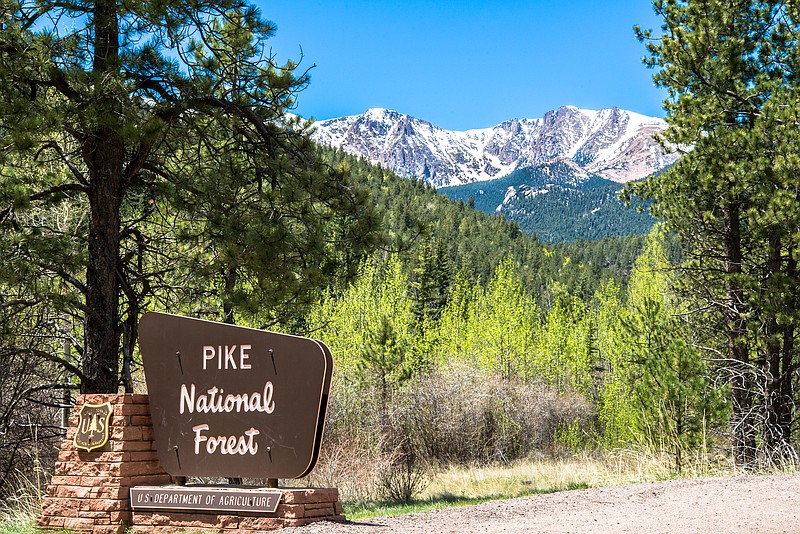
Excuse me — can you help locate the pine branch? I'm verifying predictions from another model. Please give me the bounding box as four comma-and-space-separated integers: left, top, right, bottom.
29, 182, 88, 201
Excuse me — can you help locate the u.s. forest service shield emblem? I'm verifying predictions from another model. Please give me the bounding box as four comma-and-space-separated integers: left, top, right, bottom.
74, 402, 112, 452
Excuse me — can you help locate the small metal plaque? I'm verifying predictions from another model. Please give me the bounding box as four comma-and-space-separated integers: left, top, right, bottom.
130, 486, 282, 513
74, 402, 112, 452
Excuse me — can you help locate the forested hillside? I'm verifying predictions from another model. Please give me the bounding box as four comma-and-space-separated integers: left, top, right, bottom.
440, 165, 656, 242
0, 134, 653, 499
320, 147, 648, 300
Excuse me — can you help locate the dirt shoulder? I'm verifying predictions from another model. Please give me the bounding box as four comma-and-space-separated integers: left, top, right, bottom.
288, 474, 800, 533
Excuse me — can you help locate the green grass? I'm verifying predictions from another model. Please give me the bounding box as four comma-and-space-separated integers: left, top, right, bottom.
345, 495, 494, 520
0, 519, 72, 534
344, 482, 591, 520
0, 519, 35, 534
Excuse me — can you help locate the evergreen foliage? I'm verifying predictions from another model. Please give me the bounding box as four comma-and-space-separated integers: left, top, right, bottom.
0, 0, 381, 394
440, 165, 656, 242
599, 228, 725, 470
318, 148, 560, 294
629, 0, 800, 465
320, 147, 654, 303
501, 184, 654, 242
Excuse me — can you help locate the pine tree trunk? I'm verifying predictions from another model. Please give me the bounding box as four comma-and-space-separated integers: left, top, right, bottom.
82, 147, 124, 393
81, 0, 124, 393
763, 232, 784, 453
223, 266, 238, 325
776, 251, 798, 449
778, 324, 795, 443
724, 202, 755, 466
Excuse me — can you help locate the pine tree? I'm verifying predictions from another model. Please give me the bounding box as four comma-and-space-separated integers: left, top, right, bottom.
0, 0, 379, 393
410, 239, 451, 326
599, 228, 725, 468
623, 228, 725, 471
357, 314, 411, 421
631, 0, 800, 464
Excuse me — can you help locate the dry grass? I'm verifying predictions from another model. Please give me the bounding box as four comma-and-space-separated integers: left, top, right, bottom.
299, 433, 399, 502
0, 470, 44, 534
421, 448, 737, 502
2, 446, 794, 530
343, 447, 748, 519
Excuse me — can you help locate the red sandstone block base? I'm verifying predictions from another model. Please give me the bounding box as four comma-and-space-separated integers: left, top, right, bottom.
38, 394, 344, 533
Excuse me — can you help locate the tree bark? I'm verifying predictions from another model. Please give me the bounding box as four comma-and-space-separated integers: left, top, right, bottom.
81, 0, 124, 393
777, 251, 798, 447
723, 201, 755, 466
223, 265, 238, 325
763, 231, 785, 453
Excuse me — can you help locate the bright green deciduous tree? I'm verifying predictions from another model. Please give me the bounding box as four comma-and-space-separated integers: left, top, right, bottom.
535, 283, 596, 395
595, 279, 638, 447
429, 270, 480, 367
620, 228, 725, 471
307, 256, 417, 381
469, 257, 537, 379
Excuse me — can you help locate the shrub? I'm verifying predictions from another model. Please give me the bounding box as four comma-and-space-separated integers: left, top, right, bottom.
308, 362, 594, 501
0, 347, 66, 501
390, 362, 593, 464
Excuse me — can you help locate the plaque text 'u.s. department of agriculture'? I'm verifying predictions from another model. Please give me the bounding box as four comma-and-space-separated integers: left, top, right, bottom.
129, 486, 282, 514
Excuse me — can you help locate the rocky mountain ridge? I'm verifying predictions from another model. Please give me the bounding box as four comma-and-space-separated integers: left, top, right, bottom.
310, 106, 678, 188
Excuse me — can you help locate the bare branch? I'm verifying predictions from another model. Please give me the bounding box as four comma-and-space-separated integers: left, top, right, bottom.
4, 347, 86, 382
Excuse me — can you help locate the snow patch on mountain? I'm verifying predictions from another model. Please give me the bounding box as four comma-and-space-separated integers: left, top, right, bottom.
311, 106, 678, 188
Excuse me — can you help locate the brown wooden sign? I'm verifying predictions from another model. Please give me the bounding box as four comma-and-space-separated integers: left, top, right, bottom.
130, 486, 282, 513
138, 312, 332, 479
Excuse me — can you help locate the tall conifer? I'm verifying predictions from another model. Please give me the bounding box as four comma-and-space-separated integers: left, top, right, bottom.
0, 0, 379, 393
631, 0, 800, 464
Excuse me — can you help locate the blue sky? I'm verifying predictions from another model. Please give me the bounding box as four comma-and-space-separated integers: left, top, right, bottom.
261, 1, 665, 130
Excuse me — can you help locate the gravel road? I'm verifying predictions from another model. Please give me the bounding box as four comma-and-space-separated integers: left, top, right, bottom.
287, 474, 800, 533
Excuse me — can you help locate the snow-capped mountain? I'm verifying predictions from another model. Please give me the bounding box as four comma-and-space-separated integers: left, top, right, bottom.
311, 106, 678, 188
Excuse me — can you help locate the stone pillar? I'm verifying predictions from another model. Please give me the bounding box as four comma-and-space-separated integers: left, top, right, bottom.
38, 394, 171, 534
38, 394, 346, 533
